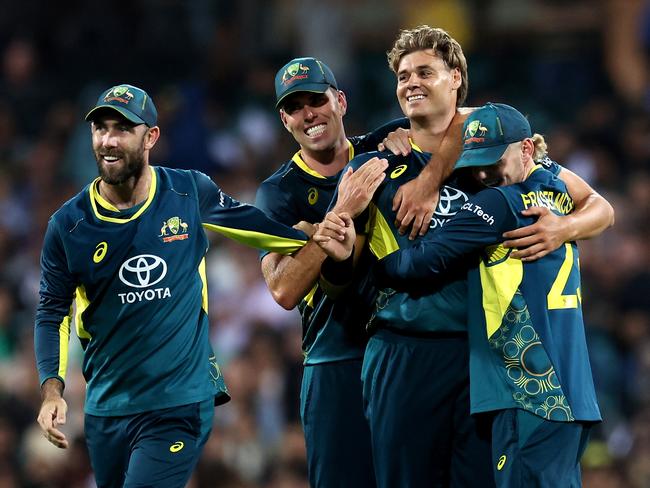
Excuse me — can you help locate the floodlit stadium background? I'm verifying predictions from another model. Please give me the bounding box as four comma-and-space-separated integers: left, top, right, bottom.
0, 1, 648, 487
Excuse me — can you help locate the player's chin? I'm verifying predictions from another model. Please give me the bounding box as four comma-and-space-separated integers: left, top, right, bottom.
303, 137, 332, 152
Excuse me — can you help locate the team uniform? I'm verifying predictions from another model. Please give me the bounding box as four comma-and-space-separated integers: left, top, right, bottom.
345, 141, 521, 488
35, 166, 307, 488
255, 129, 394, 488
376, 164, 600, 487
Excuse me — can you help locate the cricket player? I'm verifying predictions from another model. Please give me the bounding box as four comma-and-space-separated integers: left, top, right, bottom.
373, 102, 603, 487
35, 84, 308, 488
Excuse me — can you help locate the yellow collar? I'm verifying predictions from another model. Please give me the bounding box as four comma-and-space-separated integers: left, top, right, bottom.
291, 140, 355, 178
89, 166, 157, 223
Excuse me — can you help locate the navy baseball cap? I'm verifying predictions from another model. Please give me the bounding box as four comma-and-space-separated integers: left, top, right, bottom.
275, 57, 338, 108
85, 84, 158, 127
455, 103, 532, 169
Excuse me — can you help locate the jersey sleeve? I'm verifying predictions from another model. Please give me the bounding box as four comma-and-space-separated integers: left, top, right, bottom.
375, 189, 516, 289
349, 117, 410, 154
192, 171, 307, 254
255, 179, 299, 226
34, 217, 76, 387
254, 178, 301, 259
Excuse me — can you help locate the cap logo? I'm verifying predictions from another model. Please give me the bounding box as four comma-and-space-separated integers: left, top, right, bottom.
104, 85, 134, 105
282, 63, 311, 86
464, 119, 488, 145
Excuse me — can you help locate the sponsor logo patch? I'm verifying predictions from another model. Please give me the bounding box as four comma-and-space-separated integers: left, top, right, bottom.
117, 254, 171, 304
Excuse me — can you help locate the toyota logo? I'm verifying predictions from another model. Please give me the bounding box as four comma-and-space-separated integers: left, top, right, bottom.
434, 186, 468, 217
119, 254, 168, 288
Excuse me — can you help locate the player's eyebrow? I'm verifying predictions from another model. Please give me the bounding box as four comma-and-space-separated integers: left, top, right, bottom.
398, 63, 434, 76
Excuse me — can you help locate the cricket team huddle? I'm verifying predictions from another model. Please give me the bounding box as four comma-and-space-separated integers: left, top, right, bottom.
34, 25, 614, 488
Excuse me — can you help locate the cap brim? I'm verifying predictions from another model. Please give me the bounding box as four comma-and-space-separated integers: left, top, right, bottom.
84, 105, 147, 125
455, 144, 509, 169
275, 82, 331, 108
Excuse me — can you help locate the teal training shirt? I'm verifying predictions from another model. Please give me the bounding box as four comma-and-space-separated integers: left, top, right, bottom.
376, 165, 601, 422
35, 166, 307, 416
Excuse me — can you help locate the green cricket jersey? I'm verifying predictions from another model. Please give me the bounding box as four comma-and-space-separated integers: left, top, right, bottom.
35, 166, 307, 416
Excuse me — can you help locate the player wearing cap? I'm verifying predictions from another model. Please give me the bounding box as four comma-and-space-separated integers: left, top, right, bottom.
315, 26, 612, 488
255, 56, 461, 488
371, 103, 602, 487
34, 84, 308, 488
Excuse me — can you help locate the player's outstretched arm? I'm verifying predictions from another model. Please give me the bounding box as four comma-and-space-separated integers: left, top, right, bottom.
37, 378, 68, 449
392, 109, 470, 240
195, 171, 308, 254
377, 188, 511, 289
503, 168, 615, 261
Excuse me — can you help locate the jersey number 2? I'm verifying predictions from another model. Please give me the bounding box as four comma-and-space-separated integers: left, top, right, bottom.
547, 243, 580, 310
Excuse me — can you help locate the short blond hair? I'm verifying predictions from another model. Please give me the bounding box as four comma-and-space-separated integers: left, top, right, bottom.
532, 133, 548, 161
387, 25, 468, 107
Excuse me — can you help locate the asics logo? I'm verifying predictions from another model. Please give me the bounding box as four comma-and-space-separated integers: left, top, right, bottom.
497, 454, 507, 471
390, 164, 408, 179
169, 441, 184, 453
119, 254, 167, 288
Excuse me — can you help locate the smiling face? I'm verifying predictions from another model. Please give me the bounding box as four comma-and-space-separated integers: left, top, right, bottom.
279, 88, 347, 153
395, 49, 461, 123
91, 113, 153, 185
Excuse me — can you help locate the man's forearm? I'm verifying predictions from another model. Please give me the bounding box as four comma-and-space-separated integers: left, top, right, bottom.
419, 150, 455, 191
262, 240, 327, 310
559, 167, 615, 241
565, 193, 615, 241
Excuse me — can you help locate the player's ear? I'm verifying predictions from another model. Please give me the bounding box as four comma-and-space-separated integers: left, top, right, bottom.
336, 90, 348, 116
144, 126, 160, 150
279, 109, 291, 132
521, 138, 534, 159
450, 67, 462, 91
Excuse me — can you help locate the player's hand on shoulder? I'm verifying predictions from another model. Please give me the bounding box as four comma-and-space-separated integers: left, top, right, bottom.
393, 176, 439, 241
333, 157, 388, 217
378, 128, 411, 156
313, 212, 356, 261
502, 206, 568, 261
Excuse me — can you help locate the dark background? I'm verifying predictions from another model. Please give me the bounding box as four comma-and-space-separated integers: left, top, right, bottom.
0, 1, 648, 487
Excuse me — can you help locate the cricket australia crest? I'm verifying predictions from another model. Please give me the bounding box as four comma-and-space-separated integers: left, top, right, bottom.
160, 216, 190, 243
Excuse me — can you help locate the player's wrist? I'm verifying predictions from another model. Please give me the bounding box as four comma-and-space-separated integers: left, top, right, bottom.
41, 378, 64, 400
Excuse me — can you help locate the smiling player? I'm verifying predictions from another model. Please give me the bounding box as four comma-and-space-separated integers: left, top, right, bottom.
34, 84, 308, 488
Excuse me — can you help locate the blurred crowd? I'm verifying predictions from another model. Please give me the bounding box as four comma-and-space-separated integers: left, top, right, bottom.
0, 1, 649, 487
